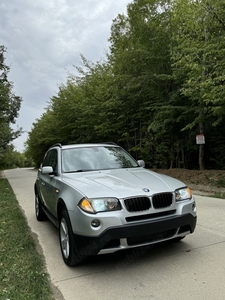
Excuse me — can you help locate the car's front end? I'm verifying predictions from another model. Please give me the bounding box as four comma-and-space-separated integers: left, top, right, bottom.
63, 168, 197, 257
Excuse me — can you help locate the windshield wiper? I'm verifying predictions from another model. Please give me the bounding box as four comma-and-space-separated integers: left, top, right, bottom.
63, 169, 93, 173
74, 169, 93, 172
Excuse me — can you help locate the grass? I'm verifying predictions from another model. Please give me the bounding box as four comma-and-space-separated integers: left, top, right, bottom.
0, 178, 54, 300
210, 192, 225, 199
204, 174, 225, 188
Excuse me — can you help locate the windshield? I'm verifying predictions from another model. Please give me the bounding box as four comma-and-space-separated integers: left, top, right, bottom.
61, 146, 139, 173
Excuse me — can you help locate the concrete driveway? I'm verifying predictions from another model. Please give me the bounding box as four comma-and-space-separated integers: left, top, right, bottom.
4, 168, 225, 300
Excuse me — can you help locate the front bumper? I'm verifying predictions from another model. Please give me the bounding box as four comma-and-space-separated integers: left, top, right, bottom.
73, 214, 197, 257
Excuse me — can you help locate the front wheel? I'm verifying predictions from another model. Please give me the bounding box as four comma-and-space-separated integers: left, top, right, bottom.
59, 210, 85, 266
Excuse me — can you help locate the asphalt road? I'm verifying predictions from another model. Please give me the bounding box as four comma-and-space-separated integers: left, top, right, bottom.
4, 168, 225, 300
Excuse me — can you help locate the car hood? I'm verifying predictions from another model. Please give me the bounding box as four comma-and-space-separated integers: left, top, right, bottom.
61, 168, 185, 199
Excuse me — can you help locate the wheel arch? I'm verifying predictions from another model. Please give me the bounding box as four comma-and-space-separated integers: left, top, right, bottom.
57, 198, 67, 220
34, 183, 42, 203
34, 183, 38, 194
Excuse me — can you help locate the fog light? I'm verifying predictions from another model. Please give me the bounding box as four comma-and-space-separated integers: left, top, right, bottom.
91, 219, 101, 228
192, 203, 196, 211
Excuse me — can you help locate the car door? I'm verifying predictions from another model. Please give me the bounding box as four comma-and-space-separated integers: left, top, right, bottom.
39, 149, 59, 217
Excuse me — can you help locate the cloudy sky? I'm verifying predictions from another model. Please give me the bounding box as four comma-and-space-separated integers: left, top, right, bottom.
1, 0, 129, 152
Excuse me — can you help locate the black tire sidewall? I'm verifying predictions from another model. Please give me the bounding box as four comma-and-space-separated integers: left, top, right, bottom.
59, 210, 83, 266
35, 193, 46, 221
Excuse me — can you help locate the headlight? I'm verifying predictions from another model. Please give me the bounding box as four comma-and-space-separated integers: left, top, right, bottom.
175, 187, 192, 202
78, 197, 121, 213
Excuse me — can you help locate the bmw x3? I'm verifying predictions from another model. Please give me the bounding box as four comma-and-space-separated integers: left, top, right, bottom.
34, 143, 197, 266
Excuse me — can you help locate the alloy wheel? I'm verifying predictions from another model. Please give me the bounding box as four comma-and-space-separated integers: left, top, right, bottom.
60, 218, 70, 259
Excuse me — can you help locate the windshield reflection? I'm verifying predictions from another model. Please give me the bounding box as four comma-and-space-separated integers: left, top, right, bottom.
62, 146, 139, 173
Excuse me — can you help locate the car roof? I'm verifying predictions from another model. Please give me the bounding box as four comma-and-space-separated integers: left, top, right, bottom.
50, 143, 118, 150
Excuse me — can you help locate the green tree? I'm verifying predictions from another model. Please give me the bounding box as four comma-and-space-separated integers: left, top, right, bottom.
0, 46, 22, 154
171, 0, 225, 169
71, 57, 123, 143
26, 0, 225, 170
26, 110, 59, 167
0, 145, 33, 169
108, 0, 187, 166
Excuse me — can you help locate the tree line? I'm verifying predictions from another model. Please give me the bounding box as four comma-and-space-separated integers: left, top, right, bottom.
0, 46, 28, 169
23, 0, 225, 169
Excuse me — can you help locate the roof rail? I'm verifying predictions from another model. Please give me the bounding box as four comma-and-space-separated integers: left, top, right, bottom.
51, 143, 62, 148
102, 142, 118, 145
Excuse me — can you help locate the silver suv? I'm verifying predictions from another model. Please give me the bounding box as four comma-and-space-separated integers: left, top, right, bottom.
35, 143, 197, 266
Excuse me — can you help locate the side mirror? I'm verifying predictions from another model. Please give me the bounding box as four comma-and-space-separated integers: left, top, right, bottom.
137, 160, 145, 168
41, 166, 54, 175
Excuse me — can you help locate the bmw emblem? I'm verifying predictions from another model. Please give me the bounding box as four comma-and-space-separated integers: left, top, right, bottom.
142, 188, 150, 192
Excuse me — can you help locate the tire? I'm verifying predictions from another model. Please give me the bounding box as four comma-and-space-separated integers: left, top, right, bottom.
59, 210, 85, 266
35, 192, 47, 221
